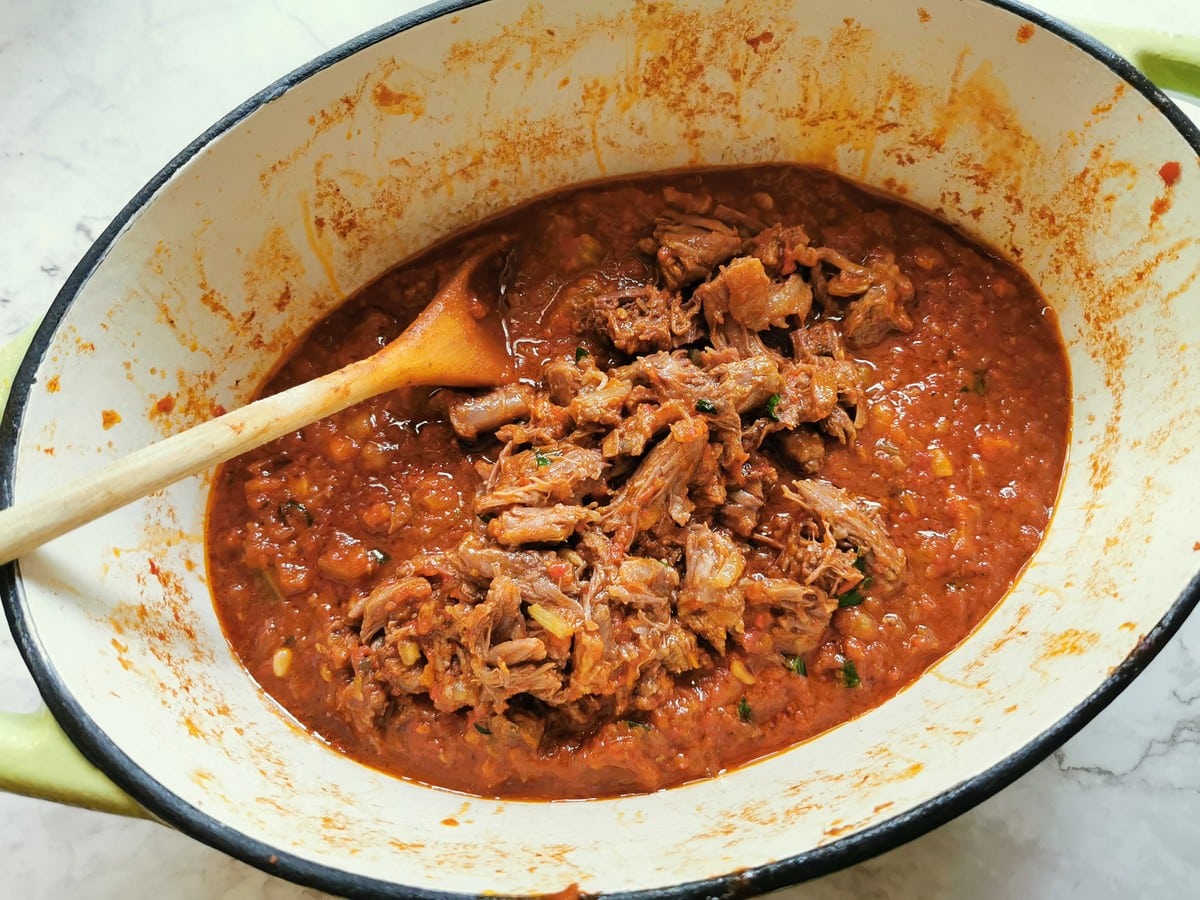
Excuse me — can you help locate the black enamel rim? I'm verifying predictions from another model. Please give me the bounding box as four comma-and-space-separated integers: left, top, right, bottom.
3, 0, 1199, 897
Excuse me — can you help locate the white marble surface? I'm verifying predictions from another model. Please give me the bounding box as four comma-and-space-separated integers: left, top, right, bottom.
1, 0, 1198, 897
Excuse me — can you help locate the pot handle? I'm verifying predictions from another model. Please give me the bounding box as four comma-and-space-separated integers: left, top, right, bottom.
0, 708, 148, 818
0, 324, 146, 818
1070, 19, 1200, 100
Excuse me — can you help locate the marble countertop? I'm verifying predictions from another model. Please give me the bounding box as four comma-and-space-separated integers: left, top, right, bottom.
1, 1, 1198, 897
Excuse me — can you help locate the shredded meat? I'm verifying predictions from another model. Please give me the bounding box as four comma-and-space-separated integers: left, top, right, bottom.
332, 193, 910, 742
653, 212, 744, 290
449, 384, 533, 441
785, 479, 906, 582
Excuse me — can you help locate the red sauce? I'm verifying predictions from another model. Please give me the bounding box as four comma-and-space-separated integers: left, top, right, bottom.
206, 165, 1069, 798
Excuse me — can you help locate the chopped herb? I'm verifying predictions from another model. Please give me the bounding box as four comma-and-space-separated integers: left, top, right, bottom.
765, 393, 782, 421
839, 556, 872, 607
838, 590, 865, 608
474, 722, 492, 736
258, 569, 285, 602
367, 548, 391, 565
533, 448, 555, 467
971, 369, 987, 396
695, 398, 717, 414
737, 697, 753, 722
786, 655, 807, 676
574, 346, 589, 362
278, 499, 313, 527
841, 659, 862, 688
624, 719, 651, 730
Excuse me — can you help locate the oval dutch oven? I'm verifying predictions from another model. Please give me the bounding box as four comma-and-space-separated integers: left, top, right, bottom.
2, 0, 1200, 896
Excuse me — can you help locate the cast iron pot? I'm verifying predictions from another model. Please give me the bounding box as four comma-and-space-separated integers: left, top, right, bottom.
2, 0, 1199, 896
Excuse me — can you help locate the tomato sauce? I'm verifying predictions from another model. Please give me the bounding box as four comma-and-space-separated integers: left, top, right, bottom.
207, 165, 1069, 798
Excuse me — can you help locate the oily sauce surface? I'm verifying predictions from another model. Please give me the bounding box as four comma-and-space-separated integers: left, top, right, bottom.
207, 166, 1069, 798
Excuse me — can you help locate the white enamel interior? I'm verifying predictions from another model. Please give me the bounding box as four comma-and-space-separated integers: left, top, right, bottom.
8, 0, 1200, 894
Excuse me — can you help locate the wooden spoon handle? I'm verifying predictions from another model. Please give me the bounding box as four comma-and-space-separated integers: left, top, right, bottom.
0, 354, 394, 567
0, 244, 514, 567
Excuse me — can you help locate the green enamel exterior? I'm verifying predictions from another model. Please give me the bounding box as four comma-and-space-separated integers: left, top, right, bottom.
1071, 20, 1200, 99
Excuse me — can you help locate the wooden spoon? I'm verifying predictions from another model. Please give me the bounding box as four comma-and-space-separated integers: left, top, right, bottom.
0, 247, 514, 566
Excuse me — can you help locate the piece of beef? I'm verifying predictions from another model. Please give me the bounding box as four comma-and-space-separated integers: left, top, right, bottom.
748, 223, 813, 276
601, 416, 708, 550
686, 441, 727, 516
775, 360, 839, 427
842, 249, 916, 347
791, 320, 847, 360
476, 443, 607, 513
676, 523, 746, 653
719, 487, 764, 538
785, 479, 905, 581
560, 603, 652, 712
606, 556, 679, 611
694, 267, 774, 360
798, 245, 915, 347
353, 575, 433, 642
592, 285, 704, 354
662, 185, 714, 215
475, 661, 563, 707
775, 429, 826, 475
460, 574, 524, 655
485, 637, 548, 666
710, 356, 785, 415
566, 366, 634, 428
741, 574, 837, 655
780, 324, 867, 441
653, 212, 743, 290
653, 621, 702, 673
487, 504, 599, 547
600, 399, 688, 458
544, 357, 584, 405
756, 488, 860, 594
704, 256, 812, 331
449, 534, 587, 619
449, 384, 533, 441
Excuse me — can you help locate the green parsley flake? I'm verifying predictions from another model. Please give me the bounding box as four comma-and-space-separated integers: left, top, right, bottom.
972, 369, 988, 396
737, 697, 753, 722
787, 655, 807, 676
474, 722, 492, 735
765, 393, 782, 421
838, 589, 865, 608
842, 659, 862, 688
625, 719, 651, 730
575, 346, 589, 362
695, 398, 717, 414
533, 448, 554, 467
367, 548, 391, 565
